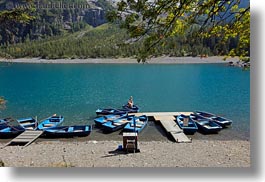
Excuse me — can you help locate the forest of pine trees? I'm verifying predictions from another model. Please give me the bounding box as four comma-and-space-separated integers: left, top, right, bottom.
0, 22, 240, 59
0, 0, 245, 60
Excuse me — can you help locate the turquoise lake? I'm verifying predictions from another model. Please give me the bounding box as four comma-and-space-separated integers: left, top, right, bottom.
0, 63, 250, 141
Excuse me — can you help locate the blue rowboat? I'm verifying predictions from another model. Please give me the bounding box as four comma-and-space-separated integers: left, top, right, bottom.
0, 118, 11, 130
94, 112, 128, 127
0, 117, 37, 138
101, 115, 135, 133
36, 115, 64, 130
17, 117, 37, 130
123, 115, 148, 133
122, 105, 140, 113
96, 108, 127, 115
0, 126, 25, 138
43, 125, 92, 138
194, 111, 233, 128
0, 118, 9, 125
0, 117, 37, 130
175, 114, 198, 135
190, 114, 222, 134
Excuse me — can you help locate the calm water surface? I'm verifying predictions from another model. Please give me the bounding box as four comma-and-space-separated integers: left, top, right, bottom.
0, 63, 250, 141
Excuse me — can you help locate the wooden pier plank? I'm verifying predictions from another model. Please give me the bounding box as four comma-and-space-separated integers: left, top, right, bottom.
170, 132, 192, 143
134, 112, 193, 117
9, 138, 33, 142
135, 112, 192, 143
159, 120, 191, 143
158, 119, 181, 133
23, 131, 43, 147
4, 130, 43, 148
12, 135, 36, 139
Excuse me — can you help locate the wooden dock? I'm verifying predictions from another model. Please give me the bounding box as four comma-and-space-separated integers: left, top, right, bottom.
134, 112, 192, 143
3, 130, 44, 148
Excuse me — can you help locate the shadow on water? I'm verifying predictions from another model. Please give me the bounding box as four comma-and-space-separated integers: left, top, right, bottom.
144, 116, 175, 142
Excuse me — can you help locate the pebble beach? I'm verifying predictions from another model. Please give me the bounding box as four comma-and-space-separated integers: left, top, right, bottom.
0, 56, 240, 64
0, 139, 250, 167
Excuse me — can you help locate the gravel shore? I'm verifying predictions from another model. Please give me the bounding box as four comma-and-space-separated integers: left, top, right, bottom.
0, 56, 239, 64
0, 139, 250, 167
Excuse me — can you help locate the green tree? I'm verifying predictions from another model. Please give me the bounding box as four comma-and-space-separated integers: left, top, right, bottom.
0, 0, 35, 109
0, 0, 35, 43
107, 0, 250, 62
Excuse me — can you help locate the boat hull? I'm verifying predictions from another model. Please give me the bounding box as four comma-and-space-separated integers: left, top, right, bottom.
101, 115, 135, 133
0, 126, 25, 139
123, 115, 148, 133
36, 115, 64, 130
175, 115, 198, 135
190, 114, 222, 134
17, 117, 37, 130
122, 105, 140, 113
96, 108, 127, 115
195, 111, 233, 128
43, 125, 92, 138
94, 113, 128, 127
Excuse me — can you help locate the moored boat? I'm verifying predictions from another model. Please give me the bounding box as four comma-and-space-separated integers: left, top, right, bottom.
194, 111, 233, 128
123, 115, 148, 133
36, 115, 64, 130
96, 108, 127, 115
0, 117, 37, 130
175, 114, 198, 135
0, 117, 37, 138
0, 118, 11, 130
17, 117, 37, 130
0, 124, 25, 139
122, 105, 140, 113
0, 118, 25, 138
190, 114, 222, 134
0, 118, 9, 125
94, 112, 128, 127
101, 115, 135, 133
43, 125, 92, 138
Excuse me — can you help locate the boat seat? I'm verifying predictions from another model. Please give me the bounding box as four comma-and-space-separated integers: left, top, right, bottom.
121, 119, 128, 122
130, 123, 142, 128
73, 130, 83, 132
113, 122, 123, 126
21, 122, 32, 125
43, 124, 54, 127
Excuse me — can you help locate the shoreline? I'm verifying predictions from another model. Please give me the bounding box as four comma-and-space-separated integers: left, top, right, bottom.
0, 56, 240, 64
0, 139, 250, 167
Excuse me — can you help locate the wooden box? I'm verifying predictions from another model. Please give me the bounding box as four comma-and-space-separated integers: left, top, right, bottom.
123, 132, 138, 152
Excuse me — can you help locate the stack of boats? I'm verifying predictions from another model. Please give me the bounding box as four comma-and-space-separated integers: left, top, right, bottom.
94, 104, 148, 133
0, 115, 92, 139
175, 111, 233, 135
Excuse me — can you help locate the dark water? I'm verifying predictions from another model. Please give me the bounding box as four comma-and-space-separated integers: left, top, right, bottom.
0, 63, 250, 141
